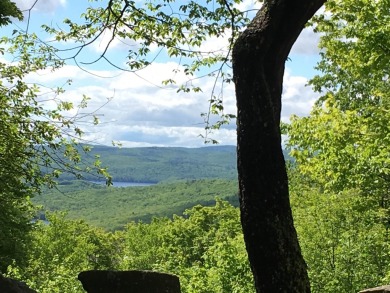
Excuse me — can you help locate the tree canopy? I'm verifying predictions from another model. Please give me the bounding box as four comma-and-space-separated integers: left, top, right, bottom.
0, 0, 23, 27
287, 0, 390, 224
0, 1, 111, 272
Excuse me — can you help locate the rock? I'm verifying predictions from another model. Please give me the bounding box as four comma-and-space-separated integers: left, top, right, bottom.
0, 274, 36, 293
78, 270, 181, 293
359, 285, 390, 293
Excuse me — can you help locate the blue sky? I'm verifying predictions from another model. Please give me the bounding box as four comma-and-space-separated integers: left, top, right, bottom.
6, 0, 322, 147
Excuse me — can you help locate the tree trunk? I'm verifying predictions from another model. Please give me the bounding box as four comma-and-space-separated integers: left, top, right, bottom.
232, 1, 325, 292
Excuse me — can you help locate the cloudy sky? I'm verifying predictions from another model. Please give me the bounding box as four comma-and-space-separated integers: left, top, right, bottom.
7, 0, 322, 148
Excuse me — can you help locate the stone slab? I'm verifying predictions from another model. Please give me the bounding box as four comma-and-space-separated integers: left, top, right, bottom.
359, 285, 390, 293
78, 270, 181, 293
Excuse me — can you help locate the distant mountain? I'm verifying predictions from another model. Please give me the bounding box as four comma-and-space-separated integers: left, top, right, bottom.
60, 145, 238, 183
38, 145, 293, 230
58, 145, 292, 183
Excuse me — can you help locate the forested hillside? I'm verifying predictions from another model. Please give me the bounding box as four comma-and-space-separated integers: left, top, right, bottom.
34, 146, 242, 230
34, 179, 239, 230
77, 145, 238, 182
61, 144, 292, 182
35, 145, 289, 230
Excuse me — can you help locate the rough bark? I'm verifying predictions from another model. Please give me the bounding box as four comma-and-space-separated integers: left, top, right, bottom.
232, 1, 325, 292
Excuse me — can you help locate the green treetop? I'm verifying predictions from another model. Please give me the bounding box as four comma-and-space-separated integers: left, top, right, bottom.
0, 1, 111, 272
0, 0, 23, 27
287, 0, 389, 222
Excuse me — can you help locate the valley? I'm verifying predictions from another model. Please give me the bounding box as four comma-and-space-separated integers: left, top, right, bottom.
34, 145, 240, 230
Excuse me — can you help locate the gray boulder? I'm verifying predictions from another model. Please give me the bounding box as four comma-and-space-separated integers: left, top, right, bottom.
359, 285, 390, 293
0, 274, 36, 293
78, 270, 181, 293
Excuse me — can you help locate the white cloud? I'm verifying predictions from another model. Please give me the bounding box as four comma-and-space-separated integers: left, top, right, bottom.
291, 6, 326, 56
108, 62, 189, 91
18, 58, 318, 147
13, 0, 66, 13
291, 27, 320, 55
5, 0, 320, 148
234, 0, 262, 14
91, 27, 140, 54
31, 62, 213, 147
281, 70, 318, 122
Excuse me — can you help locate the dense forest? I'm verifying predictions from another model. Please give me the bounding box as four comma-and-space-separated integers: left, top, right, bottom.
7, 178, 390, 293
1, 0, 389, 292
35, 178, 240, 230
7, 147, 390, 293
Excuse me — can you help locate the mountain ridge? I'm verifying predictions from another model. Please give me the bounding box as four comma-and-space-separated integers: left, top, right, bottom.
63, 145, 238, 183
